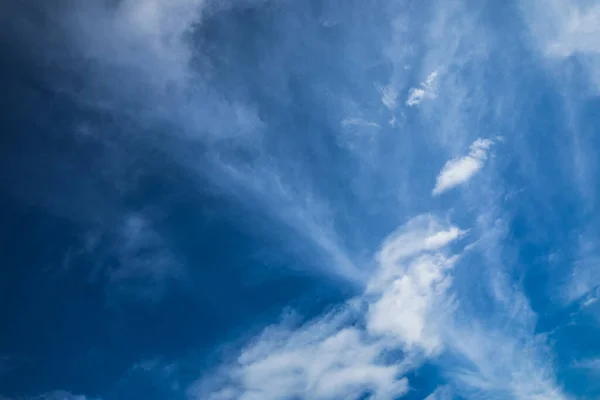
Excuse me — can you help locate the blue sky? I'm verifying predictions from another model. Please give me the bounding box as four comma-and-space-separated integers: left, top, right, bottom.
1, 0, 600, 399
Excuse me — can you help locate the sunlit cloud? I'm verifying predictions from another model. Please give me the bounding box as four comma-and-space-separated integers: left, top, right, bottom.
190, 215, 462, 400
190, 215, 567, 399
406, 71, 439, 107
432, 138, 495, 196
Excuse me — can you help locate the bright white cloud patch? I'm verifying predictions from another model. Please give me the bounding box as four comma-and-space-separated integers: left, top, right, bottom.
432, 138, 495, 196
191, 213, 568, 400
367, 215, 465, 354
198, 319, 409, 400
190, 215, 463, 400
367, 253, 457, 354
406, 71, 439, 106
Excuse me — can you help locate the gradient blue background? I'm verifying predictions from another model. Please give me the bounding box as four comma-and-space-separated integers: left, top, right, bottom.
1, 1, 600, 399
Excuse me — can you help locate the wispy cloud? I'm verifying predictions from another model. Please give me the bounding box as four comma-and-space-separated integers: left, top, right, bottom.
190, 215, 462, 400
406, 71, 439, 107
192, 313, 410, 400
560, 233, 600, 306
425, 385, 453, 400
447, 324, 567, 400
547, 6, 600, 59
521, 1, 600, 93
341, 118, 381, 129
56, 211, 184, 302
366, 215, 465, 354
7, 1, 592, 397
573, 358, 600, 373
524, 2, 600, 59
432, 138, 495, 196
190, 214, 567, 400
380, 85, 400, 110
106, 213, 184, 300
52, 0, 371, 286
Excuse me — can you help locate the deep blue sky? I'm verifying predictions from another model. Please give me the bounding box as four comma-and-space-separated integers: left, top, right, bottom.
1, 1, 600, 399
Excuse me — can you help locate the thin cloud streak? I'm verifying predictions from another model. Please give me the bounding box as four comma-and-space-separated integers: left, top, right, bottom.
42, 0, 369, 284
424, 385, 453, 400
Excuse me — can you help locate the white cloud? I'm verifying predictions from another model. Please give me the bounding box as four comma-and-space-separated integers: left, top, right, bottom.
191, 213, 568, 400
56, 0, 370, 287
65, 0, 263, 139
341, 118, 381, 128
406, 71, 439, 106
432, 138, 495, 196
110, 213, 184, 300
367, 216, 465, 354
5, 2, 587, 398
190, 215, 464, 399
380, 85, 400, 110
375, 215, 466, 267
191, 313, 410, 400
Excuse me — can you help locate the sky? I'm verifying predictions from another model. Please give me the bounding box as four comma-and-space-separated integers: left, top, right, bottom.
1, 0, 600, 399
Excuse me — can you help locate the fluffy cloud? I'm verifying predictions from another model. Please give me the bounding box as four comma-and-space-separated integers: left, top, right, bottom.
198, 321, 409, 400
367, 215, 465, 354
432, 138, 495, 196
191, 213, 569, 400
190, 215, 463, 400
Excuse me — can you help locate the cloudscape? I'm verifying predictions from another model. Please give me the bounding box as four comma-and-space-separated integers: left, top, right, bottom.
1, 0, 600, 399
